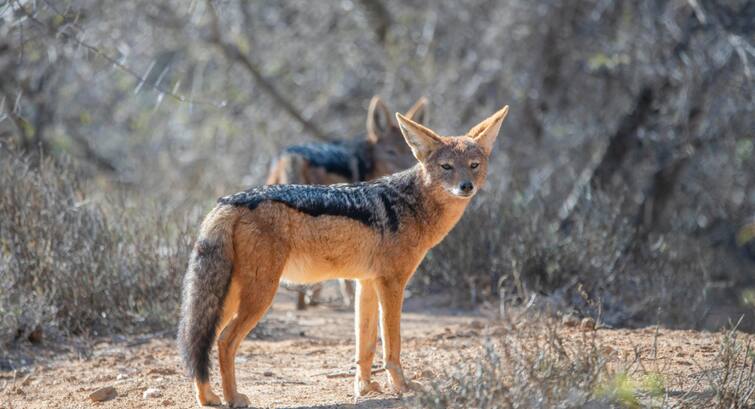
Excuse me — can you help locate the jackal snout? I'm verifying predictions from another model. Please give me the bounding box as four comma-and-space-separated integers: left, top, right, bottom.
458, 180, 474, 196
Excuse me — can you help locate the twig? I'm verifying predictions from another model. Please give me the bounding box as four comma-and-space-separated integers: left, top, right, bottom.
204, 0, 328, 141
11, 0, 223, 108
321, 365, 386, 379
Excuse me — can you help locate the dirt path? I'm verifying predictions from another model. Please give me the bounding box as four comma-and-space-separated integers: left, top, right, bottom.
1, 290, 752, 409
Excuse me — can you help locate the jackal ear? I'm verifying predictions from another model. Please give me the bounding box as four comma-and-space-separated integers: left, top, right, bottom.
405, 97, 428, 125
467, 105, 510, 156
396, 112, 443, 162
367, 96, 391, 143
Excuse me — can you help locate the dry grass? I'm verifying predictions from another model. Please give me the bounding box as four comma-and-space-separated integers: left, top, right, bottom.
414, 314, 609, 409
413, 313, 755, 409
0, 148, 194, 343
697, 323, 755, 408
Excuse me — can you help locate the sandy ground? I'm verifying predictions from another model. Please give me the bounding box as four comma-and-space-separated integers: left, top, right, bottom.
1, 288, 752, 409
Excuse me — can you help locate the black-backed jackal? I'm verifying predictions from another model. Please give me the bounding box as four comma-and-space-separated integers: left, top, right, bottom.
177, 105, 510, 407
267, 96, 428, 309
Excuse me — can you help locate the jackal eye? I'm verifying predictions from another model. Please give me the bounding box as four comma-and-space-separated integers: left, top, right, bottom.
470, 162, 480, 169
441, 163, 453, 170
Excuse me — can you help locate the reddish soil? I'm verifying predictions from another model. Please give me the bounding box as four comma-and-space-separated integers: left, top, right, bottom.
1, 289, 752, 409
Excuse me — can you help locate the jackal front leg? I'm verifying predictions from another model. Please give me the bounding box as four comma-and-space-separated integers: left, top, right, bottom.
375, 277, 421, 394
354, 279, 382, 399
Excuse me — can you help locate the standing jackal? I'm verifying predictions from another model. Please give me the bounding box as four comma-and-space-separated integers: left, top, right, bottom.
177, 105, 510, 407
266, 96, 427, 186
267, 96, 428, 309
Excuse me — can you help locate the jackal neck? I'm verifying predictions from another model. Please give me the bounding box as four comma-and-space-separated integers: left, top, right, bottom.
413, 168, 472, 248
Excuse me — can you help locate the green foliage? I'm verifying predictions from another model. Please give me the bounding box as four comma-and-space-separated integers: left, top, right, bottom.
641, 372, 666, 399
595, 372, 640, 408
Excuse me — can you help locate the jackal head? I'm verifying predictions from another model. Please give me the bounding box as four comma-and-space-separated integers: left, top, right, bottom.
366, 96, 428, 176
396, 105, 509, 199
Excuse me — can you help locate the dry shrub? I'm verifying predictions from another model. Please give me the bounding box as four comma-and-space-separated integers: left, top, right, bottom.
414, 312, 755, 409
414, 314, 610, 409
694, 324, 755, 408
0, 148, 194, 343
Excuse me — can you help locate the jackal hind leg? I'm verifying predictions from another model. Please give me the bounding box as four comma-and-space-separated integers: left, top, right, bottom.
354, 279, 382, 400
340, 279, 356, 307
192, 261, 245, 407
296, 289, 307, 310
307, 282, 324, 306
192, 313, 238, 406
217, 256, 285, 407
294, 283, 322, 310
194, 378, 222, 406
375, 277, 421, 395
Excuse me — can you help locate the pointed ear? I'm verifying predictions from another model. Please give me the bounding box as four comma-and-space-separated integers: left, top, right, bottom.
405, 96, 428, 125
366, 96, 391, 143
396, 112, 443, 162
467, 105, 509, 156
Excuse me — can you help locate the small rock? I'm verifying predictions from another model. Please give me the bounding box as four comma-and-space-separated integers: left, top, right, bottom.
414, 369, 434, 380
143, 387, 162, 399
600, 345, 616, 355
263, 371, 274, 377
469, 320, 485, 330
562, 314, 579, 327
93, 374, 115, 382
116, 373, 129, 381
27, 327, 43, 344
161, 398, 174, 406
89, 386, 117, 402
580, 317, 596, 331
148, 367, 177, 376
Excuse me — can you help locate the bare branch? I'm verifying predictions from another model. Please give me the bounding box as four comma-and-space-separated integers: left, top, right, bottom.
204, 0, 328, 141
356, 0, 391, 45
11, 0, 224, 108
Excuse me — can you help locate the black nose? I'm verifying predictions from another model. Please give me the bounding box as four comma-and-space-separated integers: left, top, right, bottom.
460, 181, 474, 193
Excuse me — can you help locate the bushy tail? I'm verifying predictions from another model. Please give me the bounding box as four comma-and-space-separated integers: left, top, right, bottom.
177, 208, 236, 382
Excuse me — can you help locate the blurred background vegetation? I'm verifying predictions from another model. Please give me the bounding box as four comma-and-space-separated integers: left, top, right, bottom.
1, 0, 753, 345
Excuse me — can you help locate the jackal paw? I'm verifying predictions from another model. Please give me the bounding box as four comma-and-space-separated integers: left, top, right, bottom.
197, 389, 222, 406
391, 380, 422, 395
355, 379, 382, 397
227, 392, 251, 408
